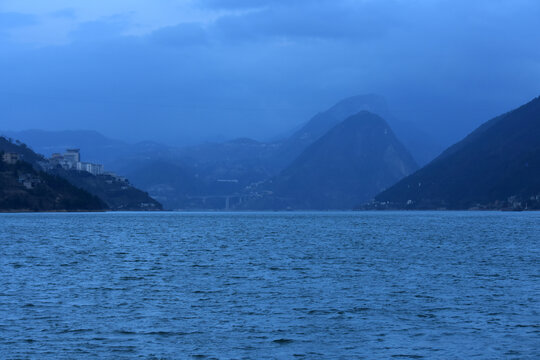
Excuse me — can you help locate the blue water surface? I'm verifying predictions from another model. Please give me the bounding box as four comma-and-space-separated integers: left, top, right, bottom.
0, 211, 538, 359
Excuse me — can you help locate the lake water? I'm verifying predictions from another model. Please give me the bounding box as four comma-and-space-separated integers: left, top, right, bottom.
0, 211, 538, 359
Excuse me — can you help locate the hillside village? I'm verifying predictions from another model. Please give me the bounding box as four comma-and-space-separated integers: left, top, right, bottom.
1, 137, 162, 211
42, 148, 127, 182
3, 147, 130, 187
48, 149, 103, 175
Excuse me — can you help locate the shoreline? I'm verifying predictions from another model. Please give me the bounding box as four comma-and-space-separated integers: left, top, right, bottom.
1, 208, 538, 214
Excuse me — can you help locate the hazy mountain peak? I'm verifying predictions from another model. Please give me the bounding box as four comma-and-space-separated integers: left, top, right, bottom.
277, 94, 395, 166
253, 110, 418, 209
326, 94, 391, 120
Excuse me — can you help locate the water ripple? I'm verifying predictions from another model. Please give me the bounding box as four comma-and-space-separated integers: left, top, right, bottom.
0, 211, 538, 359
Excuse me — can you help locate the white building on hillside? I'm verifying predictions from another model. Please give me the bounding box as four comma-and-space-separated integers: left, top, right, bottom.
49, 149, 104, 175
63, 149, 80, 165
76, 162, 104, 175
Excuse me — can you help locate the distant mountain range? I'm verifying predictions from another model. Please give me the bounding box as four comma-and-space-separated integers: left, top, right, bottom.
2, 94, 438, 210
370, 96, 540, 210
5, 95, 539, 211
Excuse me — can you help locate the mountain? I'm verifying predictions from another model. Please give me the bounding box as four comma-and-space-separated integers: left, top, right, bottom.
50, 168, 163, 211
277, 95, 392, 165
246, 111, 418, 209
2, 94, 438, 210
371, 96, 540, 210
0, 137, 106, 212
122, 139, 281, 209
176, 138, 281, 187
123, 160, 199, 210
278, 94, 441, 167
0, 136, 46, 166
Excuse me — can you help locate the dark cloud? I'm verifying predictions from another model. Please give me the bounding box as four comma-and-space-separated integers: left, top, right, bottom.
205, 0, 402, 42
0, 1, 539, 146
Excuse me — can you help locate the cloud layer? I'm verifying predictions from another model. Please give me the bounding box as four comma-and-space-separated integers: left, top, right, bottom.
1, 0, 539, 145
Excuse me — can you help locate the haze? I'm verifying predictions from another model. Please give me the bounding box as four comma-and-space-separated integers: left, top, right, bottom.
1, 0, 539, 146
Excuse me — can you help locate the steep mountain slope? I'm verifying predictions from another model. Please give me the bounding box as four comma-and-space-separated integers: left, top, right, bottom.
372, 96, 540, 210
51, 168, 163, 211
0, 136, 45, 165
248, 111, 418, 209
0, 138, 106, 212
0, 160, 106, 212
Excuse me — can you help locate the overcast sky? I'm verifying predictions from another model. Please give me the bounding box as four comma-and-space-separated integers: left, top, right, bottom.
1, 0, 539, 145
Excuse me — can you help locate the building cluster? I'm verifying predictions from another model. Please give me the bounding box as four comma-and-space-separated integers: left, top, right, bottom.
50, 149, 104, 176
3, 147, 129, 184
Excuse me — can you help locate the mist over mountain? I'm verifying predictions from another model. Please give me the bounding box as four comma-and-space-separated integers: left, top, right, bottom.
279, 94, 441, 166
371, 96, 540, 210
5, 94, 540, 211
3, 95, 427, 210
247, 111, 417, 209
2, 1, 538, 148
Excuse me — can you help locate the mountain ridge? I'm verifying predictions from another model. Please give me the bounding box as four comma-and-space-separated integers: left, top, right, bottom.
244, 111, 418, 209
370, 96, 540, 210
2, 94, 438, 210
